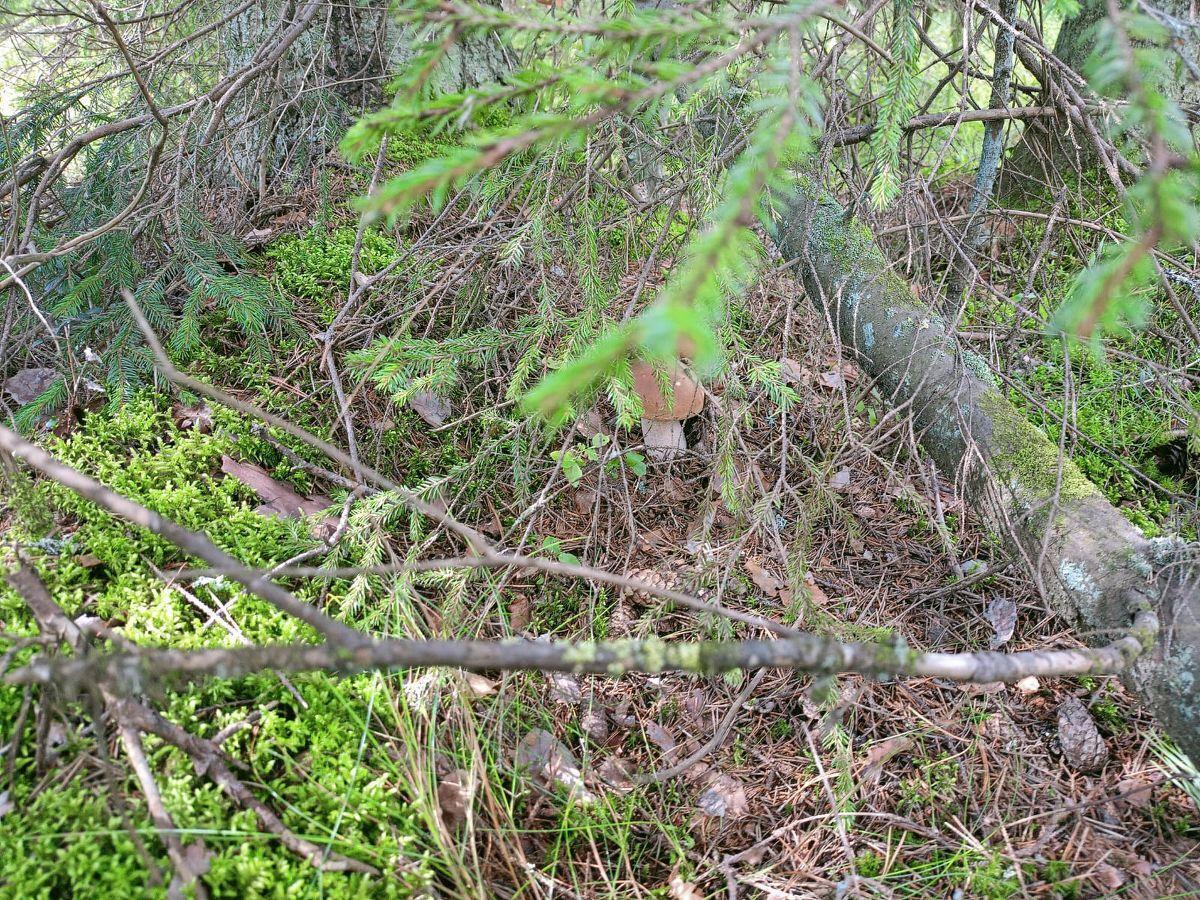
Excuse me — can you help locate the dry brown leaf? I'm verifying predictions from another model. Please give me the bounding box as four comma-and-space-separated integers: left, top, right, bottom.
462, 672, 497, 699
1115, 775, 1155, 810
986, 597, 1018, 648
576, 408, 604, 439
172, 403, 213, 433
668, 876, 704, 900
580, 693, 609, 742
573, 489, 598, 516
645, 723, 678, 761
437, 770, 470, 829
408, 391, 451, 427
596, 757, 636, 793
829, 468, 852, 490
507, 596, 531, 632
1090, 861, 1126, 891
779, 358, 807, 385
1058, 696, 1109, 772
241, 227, 274, 247
804, 577, 829, 606
548, 672, 582, 705
860, 735, 914, 785
3, 368, 58, 405
744, 558, 786, 598
818, 370, 845, 390
515, 730, 594, 802
220, 456, 333, 519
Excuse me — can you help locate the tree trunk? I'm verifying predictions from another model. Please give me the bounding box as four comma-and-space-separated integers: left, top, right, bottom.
771, 185, 1200, 759
210, 0, 510, 204
1004, 0, 1199, 192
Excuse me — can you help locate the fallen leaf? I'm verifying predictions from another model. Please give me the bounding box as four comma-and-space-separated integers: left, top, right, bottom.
73, 553, 102, 568
818, 370, 845, 390
780, 358, 807, 385
549, 672, 582, 705
1115, 775, 1154, 810
829, 468, 852, 491
3, 368, 58, 405
1015, 676, 1040, 693
462, 672, 497, 699
408, 391, 452, 427
682, 688, 707, 720
986, 597, 1017, 648
805, 578, 830, 606
172, 403, 213, 433
597, 756, 636, 793
697, 773, 748, 819
437, 770, 470, 829
507, 597, 531, 631
744, 558, 786, 598
241, 227, 274, 247
645, 723, 678, 761
576, 408, 604, 438
962, 681, 1005, 696
1129, 859, 1155, 878
220, 456, 333, 519
1090, 862, 1126, 891
860, 736, 913, 785
580, 693, 610, 742
668, 876, 704, 900
515, 729, 594, 802
574, 489, 598, 516
1058, 696, 1109, 772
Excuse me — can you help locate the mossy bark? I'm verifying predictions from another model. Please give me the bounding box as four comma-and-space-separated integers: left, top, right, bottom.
771, 188, 1200, 760
1003, 0, 1200, 192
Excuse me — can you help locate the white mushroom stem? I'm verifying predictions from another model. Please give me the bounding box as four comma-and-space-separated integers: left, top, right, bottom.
641, 419, 687, 461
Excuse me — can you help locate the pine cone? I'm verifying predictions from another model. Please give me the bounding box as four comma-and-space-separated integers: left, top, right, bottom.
621, 568, 677, 605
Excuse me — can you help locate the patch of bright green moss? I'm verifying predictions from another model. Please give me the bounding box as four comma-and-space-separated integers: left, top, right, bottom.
0, 396, 440, 896
267, 226, 400, 302
979, 390, 1100, 505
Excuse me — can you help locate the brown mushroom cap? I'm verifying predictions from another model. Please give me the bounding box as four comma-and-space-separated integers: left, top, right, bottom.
631, 361, 705, 421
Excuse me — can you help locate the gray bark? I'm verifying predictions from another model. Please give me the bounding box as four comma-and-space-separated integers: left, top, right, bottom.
212, 0, 510, 200
771, 185, 1200, 760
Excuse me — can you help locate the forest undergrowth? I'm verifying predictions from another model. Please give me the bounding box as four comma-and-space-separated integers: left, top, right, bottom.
2, 164, 1198, 896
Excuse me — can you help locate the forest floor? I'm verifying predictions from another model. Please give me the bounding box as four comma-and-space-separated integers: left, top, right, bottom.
1, 179, 1199, 898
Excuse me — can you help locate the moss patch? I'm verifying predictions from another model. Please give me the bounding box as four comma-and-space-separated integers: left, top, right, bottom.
978, 391, 1100, 504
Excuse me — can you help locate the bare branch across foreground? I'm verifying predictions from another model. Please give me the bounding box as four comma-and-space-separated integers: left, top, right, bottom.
5, 614, 1157, 693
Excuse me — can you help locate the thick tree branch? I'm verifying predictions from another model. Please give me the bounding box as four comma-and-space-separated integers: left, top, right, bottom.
769, 184, 1199, 758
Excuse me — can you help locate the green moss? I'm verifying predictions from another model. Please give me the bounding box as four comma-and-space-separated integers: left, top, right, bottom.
978, 391, 1099, 504
0, 396, 441, 895
267, 226, 400, 303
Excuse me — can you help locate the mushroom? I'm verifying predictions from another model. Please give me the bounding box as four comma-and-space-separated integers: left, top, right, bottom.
631, 360, 705, 460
